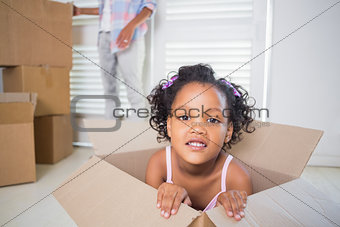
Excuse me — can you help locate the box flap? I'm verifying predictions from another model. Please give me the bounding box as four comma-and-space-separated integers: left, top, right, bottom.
99, 147, 160, 182
206, 178, 340, 226
228, 122, 323, 193
53, 156, 201, 226
0, 92, 37, 123
0, 92, 37, 107
84, 119, 168, 156
88, 120, 323, 194
188, 212, 216, 227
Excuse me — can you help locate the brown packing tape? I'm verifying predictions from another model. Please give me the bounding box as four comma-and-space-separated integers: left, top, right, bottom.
40, 65, 53, 88
30, 93, 37, 113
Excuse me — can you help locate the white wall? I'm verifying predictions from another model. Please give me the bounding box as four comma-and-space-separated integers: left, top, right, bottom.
267, 0, 340, 166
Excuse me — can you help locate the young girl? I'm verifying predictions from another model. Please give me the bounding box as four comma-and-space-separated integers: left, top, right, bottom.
146, 64, 255, 221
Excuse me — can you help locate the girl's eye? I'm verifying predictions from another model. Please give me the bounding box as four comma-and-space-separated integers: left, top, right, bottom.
179, 115, 190, 121
207, 118, 220, 124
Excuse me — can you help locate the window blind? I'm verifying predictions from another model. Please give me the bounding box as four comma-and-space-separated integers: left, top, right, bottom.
166, 0, 253, 21
153, 0, 255, 93
165, 41, 251, 90
71, 46, 129, 115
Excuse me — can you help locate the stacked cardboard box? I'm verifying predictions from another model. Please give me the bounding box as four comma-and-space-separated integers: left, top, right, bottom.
0, 93, 37, 187
0, 0, 72, 67
3, 66, 74, 164
1, 0, 73, 179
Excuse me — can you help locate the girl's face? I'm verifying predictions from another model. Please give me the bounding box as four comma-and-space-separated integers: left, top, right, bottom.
167, 82, 233, 165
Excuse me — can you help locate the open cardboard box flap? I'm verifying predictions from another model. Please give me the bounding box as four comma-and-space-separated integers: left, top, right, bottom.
0, 92, 37, 124
0, 92, 37, 186
53, 121, 340, 226
83, 119, 167, 156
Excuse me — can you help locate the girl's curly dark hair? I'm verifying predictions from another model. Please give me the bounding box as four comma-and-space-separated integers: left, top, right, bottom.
147, 63, 255, 149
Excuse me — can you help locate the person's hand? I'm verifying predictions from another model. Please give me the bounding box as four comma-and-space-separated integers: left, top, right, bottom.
157, 182, 192, 219
217, 190, 247, 221
73, 5, 81, 16
116, 24, 135, 49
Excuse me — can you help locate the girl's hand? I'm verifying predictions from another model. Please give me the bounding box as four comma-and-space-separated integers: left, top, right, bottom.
217, 190, 247, 221
157, 182, 192, 219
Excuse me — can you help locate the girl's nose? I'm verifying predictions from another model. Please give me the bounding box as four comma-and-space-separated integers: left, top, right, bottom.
190, 121, 207, 135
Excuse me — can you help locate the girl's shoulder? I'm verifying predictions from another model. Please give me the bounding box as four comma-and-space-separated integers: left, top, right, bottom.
226, 154, 252, 195
148, 148, 167, 171
145, 148, 167, 188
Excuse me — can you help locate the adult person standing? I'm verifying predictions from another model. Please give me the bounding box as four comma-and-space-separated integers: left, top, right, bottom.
73, 0, 156, 119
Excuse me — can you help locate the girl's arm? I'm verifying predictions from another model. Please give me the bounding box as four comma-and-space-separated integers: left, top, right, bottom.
217, 159, 252, 221
145, 150, 165, 189
145, 150, 192, 219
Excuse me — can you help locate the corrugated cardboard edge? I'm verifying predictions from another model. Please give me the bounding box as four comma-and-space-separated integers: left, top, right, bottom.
228, 121, 324, 193
0, 92, 37, 108
206, 178, 340, 226
299, 129, 324, 175
84, 119, 166, 156
53, 156, 202, 226
264, 178, 340, 226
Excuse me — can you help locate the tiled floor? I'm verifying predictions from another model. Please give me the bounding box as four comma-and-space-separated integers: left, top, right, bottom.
0, 147, 340, 226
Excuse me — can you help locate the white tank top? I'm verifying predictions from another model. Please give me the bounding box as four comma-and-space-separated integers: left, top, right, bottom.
165, 146, 233, 212
100, 0, 111, 32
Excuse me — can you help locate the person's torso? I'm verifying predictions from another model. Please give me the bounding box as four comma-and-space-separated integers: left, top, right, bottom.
165, 147, 233, 211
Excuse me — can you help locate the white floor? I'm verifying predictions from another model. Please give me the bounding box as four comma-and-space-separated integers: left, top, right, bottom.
1, 147, 340, 226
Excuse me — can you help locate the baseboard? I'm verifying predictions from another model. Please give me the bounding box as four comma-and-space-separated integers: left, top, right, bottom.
307, 154, 340, 167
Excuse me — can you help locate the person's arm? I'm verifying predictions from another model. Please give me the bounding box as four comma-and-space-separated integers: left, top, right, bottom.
116, 7, 153, 49
145, 150, 192, 219
73, 5, 99, 16
216, 160, 252, 222
145, 150, 165, 189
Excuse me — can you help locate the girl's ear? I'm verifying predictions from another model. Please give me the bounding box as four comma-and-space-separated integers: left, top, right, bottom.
224, 122, 233, 143
167, 117, 172, 138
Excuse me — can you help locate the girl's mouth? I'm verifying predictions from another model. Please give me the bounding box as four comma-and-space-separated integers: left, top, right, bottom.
185, 141, 207, 150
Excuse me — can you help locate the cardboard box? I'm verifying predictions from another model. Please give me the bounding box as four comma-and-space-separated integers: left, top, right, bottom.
0, 0, 72, 68
53, 121, 340, 226
3, 65, 70, 116
83, 119, 168, 156
34, 114, 73, 164
0, 93, 37, 187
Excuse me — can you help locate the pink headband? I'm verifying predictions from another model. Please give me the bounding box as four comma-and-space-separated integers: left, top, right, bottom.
222, 80, 241, 97
162, 76, 179, 90
161, 76, 241, 97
